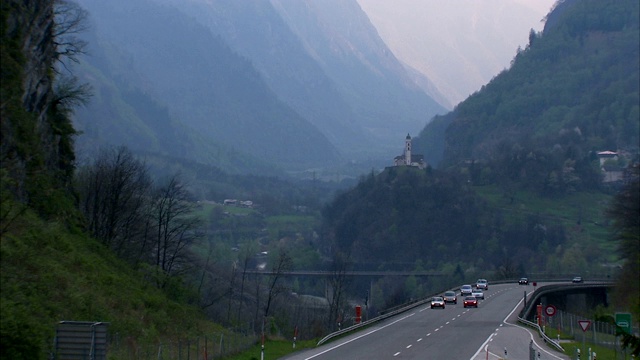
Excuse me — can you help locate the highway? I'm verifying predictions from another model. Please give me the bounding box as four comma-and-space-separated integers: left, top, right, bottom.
282, 283, 571, 360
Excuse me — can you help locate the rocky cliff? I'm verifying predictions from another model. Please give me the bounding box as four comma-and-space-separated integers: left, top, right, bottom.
1, 0, 76, 210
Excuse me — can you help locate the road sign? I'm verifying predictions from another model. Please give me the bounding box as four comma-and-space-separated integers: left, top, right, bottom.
616, 312, 632, 335
545, 305, 557, 317
578, 320, 591, 332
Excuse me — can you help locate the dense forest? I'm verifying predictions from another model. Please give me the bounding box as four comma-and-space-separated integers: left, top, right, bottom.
322, 0, 639, 272
415, 0, 639, 198
323, 166, 597, 274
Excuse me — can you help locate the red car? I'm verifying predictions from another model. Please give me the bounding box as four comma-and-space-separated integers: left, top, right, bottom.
463, 296, 478, 308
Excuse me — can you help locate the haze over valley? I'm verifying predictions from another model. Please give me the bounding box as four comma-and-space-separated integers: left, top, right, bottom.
71, 0, 554, 177
2, 0, 638, 357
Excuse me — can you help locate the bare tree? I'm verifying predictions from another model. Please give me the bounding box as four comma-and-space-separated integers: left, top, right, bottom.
53, 0, 88, 68
326, 250, 351, 331
197, 262, 230, 311
263, 250, 293, 318
236, 243, 256, 327
75, 146, 151, 261
150, 174, 201, 288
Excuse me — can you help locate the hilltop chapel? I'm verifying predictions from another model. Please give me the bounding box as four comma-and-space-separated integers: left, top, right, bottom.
393, 134, 427, 169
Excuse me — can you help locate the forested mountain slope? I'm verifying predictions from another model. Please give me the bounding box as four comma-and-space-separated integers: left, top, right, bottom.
321, 0, 639, 281
73, 0, 446, 172
414, 0, 639, 194
73, 0, 342, 171
320, 166, 612, 272
73, 27, 279, 175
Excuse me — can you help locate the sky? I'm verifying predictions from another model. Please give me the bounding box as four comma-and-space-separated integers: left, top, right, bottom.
357, 0, 557, 107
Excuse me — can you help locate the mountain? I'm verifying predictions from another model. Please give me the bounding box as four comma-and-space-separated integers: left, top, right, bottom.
319, 0, 639, 282
414, 0, 639, 189
153, 0, 371, 156
73, 0, 342, 172
269, 0, 447, 149
358, 0, 555, 106
72, 28, 279, 175
72, 0, 447, 174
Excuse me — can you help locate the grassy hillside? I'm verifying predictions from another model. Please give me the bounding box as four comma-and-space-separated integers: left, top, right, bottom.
1, 2, 230, 356
0, 198, 224, 358
472, 185, 617, 264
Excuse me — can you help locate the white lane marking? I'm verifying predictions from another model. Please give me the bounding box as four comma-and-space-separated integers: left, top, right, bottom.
417, 338, 423, 342
406, 344, 412, 349
426, 333, 431, 336
394, 352, 401, 356
446, 321, 450, 325
469, 288, 565, 360
304, 313, 415, 360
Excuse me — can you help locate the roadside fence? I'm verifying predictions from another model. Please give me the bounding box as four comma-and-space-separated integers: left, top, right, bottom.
105, 332, 258, 360
542, 309, 638, 352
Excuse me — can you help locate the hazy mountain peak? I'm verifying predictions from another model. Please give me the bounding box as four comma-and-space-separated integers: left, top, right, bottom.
357, 0, 555, 106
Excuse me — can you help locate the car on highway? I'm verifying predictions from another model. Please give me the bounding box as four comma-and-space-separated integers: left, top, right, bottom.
431, 296, 446, 309
471, 288, 485, 300
518, 277, 529, 285
475, 279, 488, 290
460, 284, 473, 296
443, 290, 457, 304
463, 296, 478, 308
572, 276, 583, 283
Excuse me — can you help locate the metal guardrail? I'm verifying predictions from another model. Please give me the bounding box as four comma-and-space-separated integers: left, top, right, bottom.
518, 281, 614, 320
517, 316, 565, 352
316, 285, 466, 346
317, 279, 615, 348
316, 294, 438, 346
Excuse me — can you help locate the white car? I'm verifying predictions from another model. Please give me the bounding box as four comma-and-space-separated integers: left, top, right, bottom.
475, 279, 488, 290
471, 288, 485, 300
431, 296, 446, 309
460, 284, 473, 296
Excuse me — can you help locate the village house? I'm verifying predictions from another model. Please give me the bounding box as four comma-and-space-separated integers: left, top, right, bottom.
597, 151, 623, 182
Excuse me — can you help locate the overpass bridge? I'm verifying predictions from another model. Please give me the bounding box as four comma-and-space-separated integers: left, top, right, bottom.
243, 270, 446, 277
519, 281, 615, 321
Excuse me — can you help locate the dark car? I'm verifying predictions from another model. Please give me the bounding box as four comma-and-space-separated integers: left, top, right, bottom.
431, 296, 446, 309
518, 277, 529, 285
443, 290, 457, 304
463, 296, 478, 308
572, 276, 583, 283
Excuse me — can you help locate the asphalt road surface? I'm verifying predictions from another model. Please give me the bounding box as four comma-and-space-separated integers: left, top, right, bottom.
281, 283, 571, 360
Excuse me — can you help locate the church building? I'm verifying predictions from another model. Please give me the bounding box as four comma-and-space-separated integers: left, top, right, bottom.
393, 134, 427, 169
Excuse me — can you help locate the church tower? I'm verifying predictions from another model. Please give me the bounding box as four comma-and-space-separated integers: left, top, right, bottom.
405, 133, 412, 166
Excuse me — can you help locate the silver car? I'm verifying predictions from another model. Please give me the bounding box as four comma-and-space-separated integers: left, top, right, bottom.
476, 279, 488, 290
431, 296, 446, 309
460, 284, 473, 296
472, 288, 485, 300
443, 290, 458, 304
